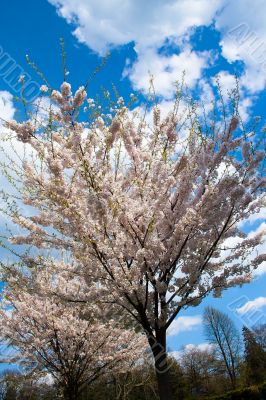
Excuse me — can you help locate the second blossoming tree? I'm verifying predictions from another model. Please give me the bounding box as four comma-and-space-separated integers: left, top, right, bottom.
3, 81, 266, 400
0, 263, 146, 400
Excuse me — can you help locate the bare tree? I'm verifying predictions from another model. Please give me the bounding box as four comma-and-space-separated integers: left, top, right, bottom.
253, 323, 266, 350
203, 307, 241, 388
180, 345, 219, 396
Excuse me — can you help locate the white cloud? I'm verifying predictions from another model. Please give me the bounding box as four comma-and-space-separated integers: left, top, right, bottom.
197, 80, 215, 113
0, 91, 28, 164
239, 206, 266, 228
37, 373, 54, 386
0, 91, 15, 125
0, 92, 38, 234
170, 342, 213, 359
215, 0, 266, 93
32, 96, 59, 124
212, 71, 254, 121
237, 296, 266, 315
48, 0, 266, 98
256, 263, 266, 276
248, 223, 266, 277
49, 0, 222, 54
238, 96, 254, 122
125, 46, 209, 98
48, 0, 223, 97
167, 315, 202, 336
213, 71, 237, 95
184, 342, 214, 352
217, 220, 266, 279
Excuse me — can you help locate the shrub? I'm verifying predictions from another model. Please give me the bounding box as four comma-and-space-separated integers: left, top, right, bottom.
205, 381, 266, 400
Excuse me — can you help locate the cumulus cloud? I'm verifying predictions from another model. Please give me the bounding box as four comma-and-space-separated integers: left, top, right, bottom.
214, 219, 266, 280
170, 342, 214, 359
213, 71, 237, 95
48, 0, 266, 100
212, 71, 255, 121
256, 263, 266, 276
48, 0, 223, 97
37, 373, 54, 386
184, 343, 214, 352
239, 205, 266, 229
49, 0, 221, 54
125, 46, 209, 98
236, 297, 266, 315
167, 315, 202, 336
32, 96, 59, 124
0, 91, 28, 163
0, 92, 37, 233
0, 91, 15, 125
247, 222, 266, 277
215, 0, 266, 93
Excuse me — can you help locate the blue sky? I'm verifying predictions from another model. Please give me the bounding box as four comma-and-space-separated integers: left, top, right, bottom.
0, 0, 266, 357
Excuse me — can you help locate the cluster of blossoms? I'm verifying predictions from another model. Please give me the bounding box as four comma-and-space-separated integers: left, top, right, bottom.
0, 263, 146, 399
2, 80, 266, 400
40, 85, 49, 93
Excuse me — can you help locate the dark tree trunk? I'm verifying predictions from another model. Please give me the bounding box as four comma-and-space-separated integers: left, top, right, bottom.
63, 383, 79, 400
148, 329, 174, 400
229, 369, 236, 389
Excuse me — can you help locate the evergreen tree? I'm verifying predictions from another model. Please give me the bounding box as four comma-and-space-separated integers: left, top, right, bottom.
243, 326, 266, 385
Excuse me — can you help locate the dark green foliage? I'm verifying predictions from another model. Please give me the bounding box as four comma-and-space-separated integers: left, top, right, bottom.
243, 326, 266, 385
205, 381, 266, 400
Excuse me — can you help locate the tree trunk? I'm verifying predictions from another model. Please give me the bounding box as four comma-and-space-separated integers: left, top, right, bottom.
63, 383, 79, 400
230, 370, 236, 389
148, 329, 174, 400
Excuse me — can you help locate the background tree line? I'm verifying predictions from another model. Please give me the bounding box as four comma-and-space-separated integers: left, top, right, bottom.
0, 307, 265, 400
